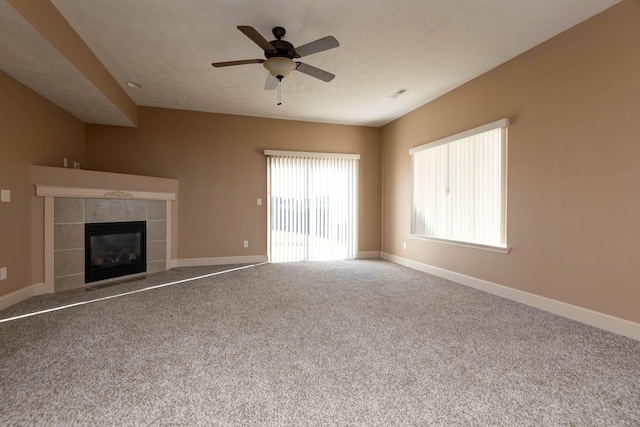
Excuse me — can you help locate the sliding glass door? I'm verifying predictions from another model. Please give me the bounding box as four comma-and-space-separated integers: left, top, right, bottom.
267, 152, 358, 262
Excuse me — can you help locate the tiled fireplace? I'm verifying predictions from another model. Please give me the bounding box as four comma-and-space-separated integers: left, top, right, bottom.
33, 166, 178, 294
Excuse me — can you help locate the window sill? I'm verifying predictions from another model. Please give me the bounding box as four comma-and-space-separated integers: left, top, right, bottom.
409, 235, 510, 254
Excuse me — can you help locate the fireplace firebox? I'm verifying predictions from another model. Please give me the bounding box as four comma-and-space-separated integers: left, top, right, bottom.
85, 221, 146, 283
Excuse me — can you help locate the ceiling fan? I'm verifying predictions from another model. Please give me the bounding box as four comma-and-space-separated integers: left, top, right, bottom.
212, 26, 339, 90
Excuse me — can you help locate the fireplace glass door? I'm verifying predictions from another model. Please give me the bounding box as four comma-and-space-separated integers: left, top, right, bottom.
85, 221, 146, 283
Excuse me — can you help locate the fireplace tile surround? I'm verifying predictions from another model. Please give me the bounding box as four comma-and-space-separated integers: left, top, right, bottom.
53, 198, 166, 291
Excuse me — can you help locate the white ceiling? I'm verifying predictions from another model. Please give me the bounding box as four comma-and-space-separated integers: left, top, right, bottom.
1, 0, 621, 127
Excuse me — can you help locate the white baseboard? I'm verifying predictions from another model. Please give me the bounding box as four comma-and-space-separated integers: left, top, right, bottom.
357, 251, 380, 259
0, 283, 46, 312
381, 252, 640, 341
176, 255, 268, 268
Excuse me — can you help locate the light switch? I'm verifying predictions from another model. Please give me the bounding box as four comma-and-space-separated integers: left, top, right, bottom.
1, 190, 10, 202
0, 267, 6, 281
257, 198, 262, 206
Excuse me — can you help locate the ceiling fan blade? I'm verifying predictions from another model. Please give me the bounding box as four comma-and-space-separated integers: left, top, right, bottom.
212, 59, 264, 67
294, 36, 339, 57
296, 62, 335, 82
237, 26, 277, 52
264, 73, 278, 90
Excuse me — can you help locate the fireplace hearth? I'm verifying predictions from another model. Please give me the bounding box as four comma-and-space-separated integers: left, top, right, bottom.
85, 221, 147, 283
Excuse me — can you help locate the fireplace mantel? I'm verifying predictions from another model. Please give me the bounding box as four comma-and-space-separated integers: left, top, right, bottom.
35, 184, 175, 201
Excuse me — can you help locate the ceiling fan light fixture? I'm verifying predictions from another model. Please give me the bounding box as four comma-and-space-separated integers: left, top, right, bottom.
263, 57, 296, 80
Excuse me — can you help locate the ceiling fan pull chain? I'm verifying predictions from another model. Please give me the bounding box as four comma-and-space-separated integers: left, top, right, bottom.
277, 80, 282, 106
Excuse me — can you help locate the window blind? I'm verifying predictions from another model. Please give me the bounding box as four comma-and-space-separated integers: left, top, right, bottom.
410, 119, 508, 249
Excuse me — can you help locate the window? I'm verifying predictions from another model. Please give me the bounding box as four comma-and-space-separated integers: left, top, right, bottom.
409, 119, 508, 251
265, 150, 359, 262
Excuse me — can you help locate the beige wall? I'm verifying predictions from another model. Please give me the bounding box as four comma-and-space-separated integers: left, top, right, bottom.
381, 0, 640, 323
0, 70, 85, 297
86, 107, 381, 261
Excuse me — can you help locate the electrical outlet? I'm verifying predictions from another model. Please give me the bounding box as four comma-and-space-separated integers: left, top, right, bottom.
243, 240, 248, 248
64, 158, 68, 167
257, 198, 262, 206
0, 267, 7, 281
1, 190, 10, 203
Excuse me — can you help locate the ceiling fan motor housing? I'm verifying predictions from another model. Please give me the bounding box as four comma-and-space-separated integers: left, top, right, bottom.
265, 39, 297, 59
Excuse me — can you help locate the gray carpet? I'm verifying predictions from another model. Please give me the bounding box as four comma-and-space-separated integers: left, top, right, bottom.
0, 260, 639, 426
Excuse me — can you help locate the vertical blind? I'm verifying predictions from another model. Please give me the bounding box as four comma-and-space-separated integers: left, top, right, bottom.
410, 119, 508, 248
266, 151, 359, 262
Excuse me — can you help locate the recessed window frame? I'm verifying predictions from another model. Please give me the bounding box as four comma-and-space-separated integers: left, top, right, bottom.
409, 119, 510, 253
